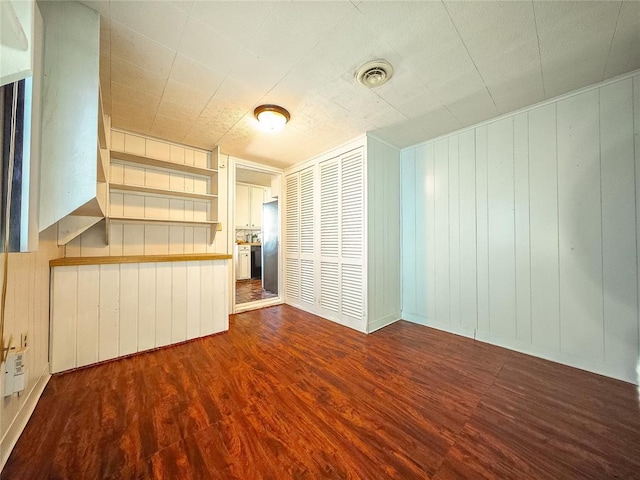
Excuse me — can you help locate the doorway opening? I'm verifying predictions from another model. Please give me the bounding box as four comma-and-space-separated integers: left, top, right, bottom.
233, 162, 282, 311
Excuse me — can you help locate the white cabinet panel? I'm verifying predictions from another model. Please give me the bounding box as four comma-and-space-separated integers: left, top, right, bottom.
50, 259, 230, 373
250, 186, 264, 229
236, 184, 250, 228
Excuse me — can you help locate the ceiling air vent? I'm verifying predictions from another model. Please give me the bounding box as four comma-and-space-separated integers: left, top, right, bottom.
356, 60, 394, 88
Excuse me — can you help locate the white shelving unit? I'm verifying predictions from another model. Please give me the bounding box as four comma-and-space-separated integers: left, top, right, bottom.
108, 131, 220, 244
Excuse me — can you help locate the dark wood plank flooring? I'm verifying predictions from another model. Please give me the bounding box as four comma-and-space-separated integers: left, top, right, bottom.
5, 305, 640, 479
236, 278, 277, 304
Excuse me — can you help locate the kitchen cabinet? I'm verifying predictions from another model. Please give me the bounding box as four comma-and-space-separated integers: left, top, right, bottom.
283, 135, 401, 334
236, 244, 251, 280
236, 184, 265, 229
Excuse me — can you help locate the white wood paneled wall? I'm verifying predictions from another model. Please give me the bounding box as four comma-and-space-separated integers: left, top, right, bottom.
50, 259, 229, 373
401, 73, 640, 384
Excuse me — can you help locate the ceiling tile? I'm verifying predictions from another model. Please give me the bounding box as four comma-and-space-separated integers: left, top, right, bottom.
534, 1, 621, 97
213, 77, 265, 111
110, 56, 168, 97
110, 0, 189, 50
89, 1, 640, 168
156, 100, 200, 125
446, 89, 499, 126
162, 79, 212, 114
604, 0, 640, 78
150, 115, 190, 143
168, 0, 193, 14
177, 16, 244, 74
169, 54, 225, 96
270, 1, 355, 38
110, 21, 176, 77
189, 1, 275, 48
111, 83, 161, 118
372, 120, 430, 149
415, 106, 462, 140
357, 1, 459, 61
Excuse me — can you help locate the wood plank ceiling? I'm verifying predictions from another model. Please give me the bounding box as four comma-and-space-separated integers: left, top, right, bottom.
82, 0, 640, 167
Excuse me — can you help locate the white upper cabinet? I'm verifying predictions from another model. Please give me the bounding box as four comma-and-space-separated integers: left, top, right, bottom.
39, 2, 102, 232
236, 184, 264, 230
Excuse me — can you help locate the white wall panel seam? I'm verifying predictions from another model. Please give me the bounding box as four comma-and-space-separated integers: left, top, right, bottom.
555, 103, 562, 351
512, 118, 518, 341
527, 113, 533, 343
599, 90, 606, 358
635, 76, 640, 361
486, 128, 490, 333
474, 128, 479, 334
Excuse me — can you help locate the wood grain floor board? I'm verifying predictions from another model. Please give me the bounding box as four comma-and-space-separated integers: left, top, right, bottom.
5, 304, 640, 479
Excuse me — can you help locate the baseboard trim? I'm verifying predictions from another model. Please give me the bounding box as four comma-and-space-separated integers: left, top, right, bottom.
1, 365, 51, 472
367, 313, 401, 333
401, 312, 638, 385
234, 298, 284, 313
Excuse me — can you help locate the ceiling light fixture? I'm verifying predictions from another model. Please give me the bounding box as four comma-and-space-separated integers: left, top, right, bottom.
254, 104, 290, 132
356, 60, 394, 88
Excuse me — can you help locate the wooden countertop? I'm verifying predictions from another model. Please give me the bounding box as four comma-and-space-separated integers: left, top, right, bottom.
51, 253, 232, 267
236, 242, 261, 246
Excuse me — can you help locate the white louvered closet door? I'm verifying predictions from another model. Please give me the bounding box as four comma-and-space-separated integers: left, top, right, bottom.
319, 158, 340, 313
318, 148, 365, 324
299, 166, 315, 306
340, 150, 365, 321
285, 173, 300, 301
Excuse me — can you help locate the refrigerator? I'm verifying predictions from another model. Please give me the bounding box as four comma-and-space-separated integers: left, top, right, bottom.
262, 200, 278, 294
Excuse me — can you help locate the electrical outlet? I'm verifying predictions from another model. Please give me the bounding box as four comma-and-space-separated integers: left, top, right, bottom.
20, 332, 28, 349
216, 222, 222, 231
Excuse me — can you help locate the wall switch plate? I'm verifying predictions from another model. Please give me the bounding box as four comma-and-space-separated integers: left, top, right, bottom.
20, 332, 28, 348
217, 222, 222, 231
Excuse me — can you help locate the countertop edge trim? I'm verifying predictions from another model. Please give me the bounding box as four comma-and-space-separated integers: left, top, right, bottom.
50, 254, 232, 267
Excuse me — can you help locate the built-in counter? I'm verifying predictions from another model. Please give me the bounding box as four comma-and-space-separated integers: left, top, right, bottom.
49, 254, 231, 373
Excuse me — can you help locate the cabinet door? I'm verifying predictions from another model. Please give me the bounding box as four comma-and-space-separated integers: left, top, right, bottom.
239, 252, 251, 279
250, 186, 264, 229
236, 184, 250, 228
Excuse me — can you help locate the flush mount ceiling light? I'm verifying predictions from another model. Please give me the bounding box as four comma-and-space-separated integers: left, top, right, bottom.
254, 104, 290, 132
356, 60, 394, 88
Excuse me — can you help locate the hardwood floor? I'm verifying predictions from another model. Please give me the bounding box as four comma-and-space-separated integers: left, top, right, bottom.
5, 305, 640, 479
235, 278, 277, 304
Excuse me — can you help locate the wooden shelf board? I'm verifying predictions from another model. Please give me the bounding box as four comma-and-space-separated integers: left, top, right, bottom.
109, 183, 217, 201
110, 150, 218, 177
51, 253, 232, 267
108, 216, 218, 226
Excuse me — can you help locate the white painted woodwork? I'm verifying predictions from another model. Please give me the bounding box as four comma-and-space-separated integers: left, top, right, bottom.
0, 227, 62, 471
50, 259, 229, 373
235, 184, 265, 229
235, 184, 250, 228
39, 2, 101, 231
250, 186, 265, 229
235, 244, 250, 280
108, 130, 219, 244
284, 135, 401, 333
401, 73, 640, 384
0, 0, 34, 86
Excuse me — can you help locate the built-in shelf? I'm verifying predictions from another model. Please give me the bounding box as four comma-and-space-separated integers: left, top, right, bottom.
110, 150, 217, 177
109, 182, 217, 201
